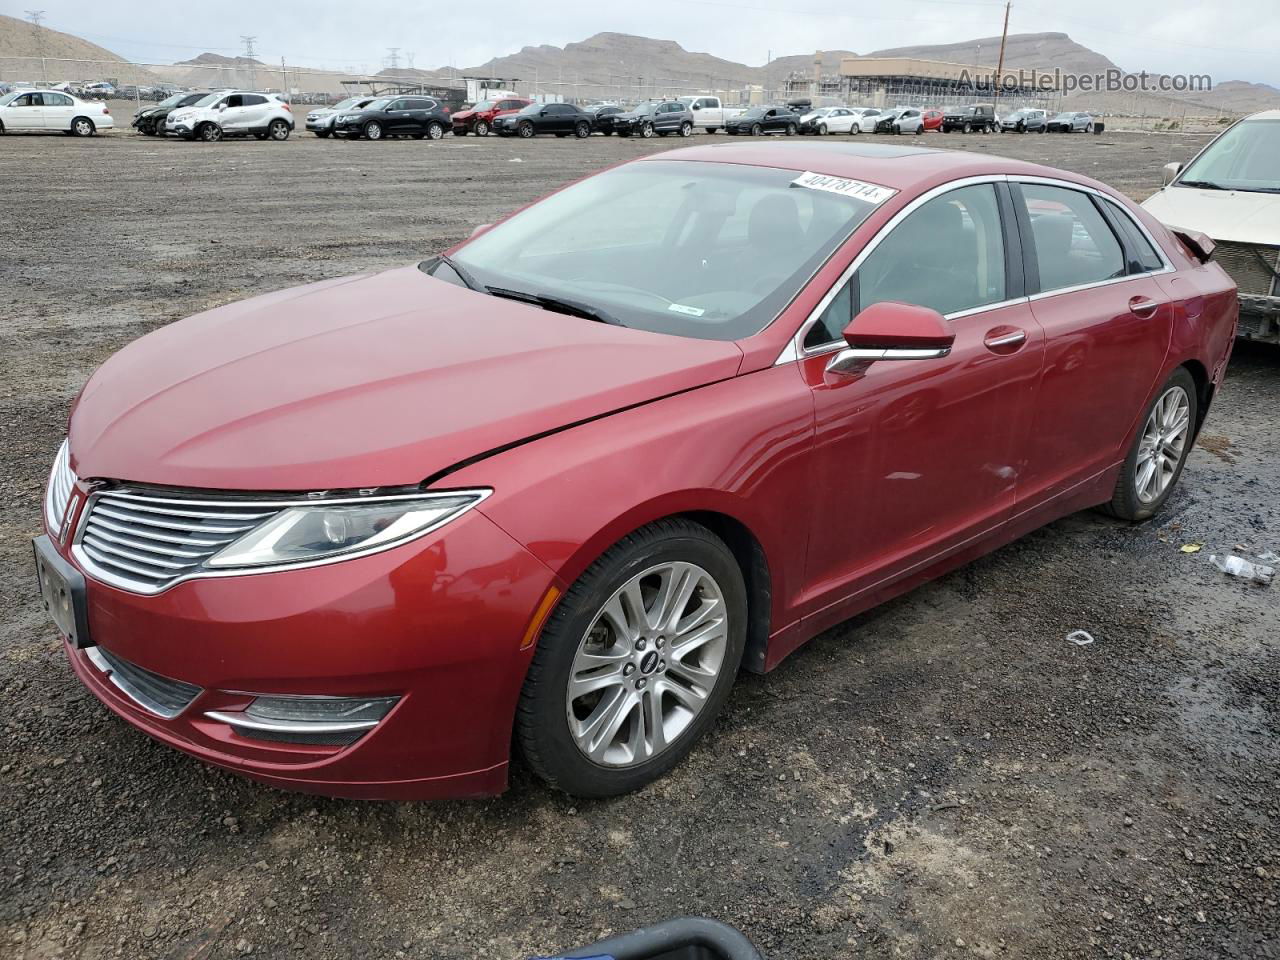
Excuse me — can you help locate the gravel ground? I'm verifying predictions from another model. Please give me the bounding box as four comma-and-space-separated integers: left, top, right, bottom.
1, 119, 1277, 960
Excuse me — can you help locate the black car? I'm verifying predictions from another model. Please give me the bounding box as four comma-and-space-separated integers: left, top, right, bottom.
132, 91, 207, 135
586, 104, 624, 135
724, 106, 798, 136
612, 101, 695, 139
1000, 108, 1048, 133
941, 103, 997, 133
494, 102, 594, 139
331, 96, 451, 141
1046, 111, 1094, 133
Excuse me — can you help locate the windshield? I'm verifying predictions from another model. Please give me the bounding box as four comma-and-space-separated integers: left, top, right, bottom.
809, 108, 832, 117
1177, 118, 1280, 192
192, 93, 223, 107
156, 93, 187, 108
361, 98, 391, 111
0, 92, 18, 106
1053, 112, 1073, 120
471, 100, 494, 111
440, 160, 881, 341
330, 97, 362, 111
742, 107, 764, 119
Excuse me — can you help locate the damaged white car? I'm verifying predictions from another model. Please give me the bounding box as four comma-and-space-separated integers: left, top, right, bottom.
1143, 110, 1280, 343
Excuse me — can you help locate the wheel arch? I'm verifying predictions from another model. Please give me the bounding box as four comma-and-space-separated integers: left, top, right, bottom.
531, 496, 778, 676
1179, 358, 1213, 439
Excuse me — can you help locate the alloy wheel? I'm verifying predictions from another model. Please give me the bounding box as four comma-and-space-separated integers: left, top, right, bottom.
519, 122, 534, 138
427, 122, 444, 139
1135, 386, 1191, 503
475, 120, 489, 136
566, 561, 729, 767
73, 119, 94, 137
269, 120, 289, 140
817, 123, 827, 135
365, 122, 382, 140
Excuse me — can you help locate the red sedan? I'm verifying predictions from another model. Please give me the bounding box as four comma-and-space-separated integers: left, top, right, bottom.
450, 96, 532, 136
921, 108, 944, 131
35, 143, 1237, 800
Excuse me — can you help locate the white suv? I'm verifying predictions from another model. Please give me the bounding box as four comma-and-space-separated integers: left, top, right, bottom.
165, 90, 294, 142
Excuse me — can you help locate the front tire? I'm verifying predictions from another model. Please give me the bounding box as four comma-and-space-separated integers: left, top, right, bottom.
574, 121, 590, 138
198, 122, 222, 142
817, 122, 827, 135
363, 120, 383, 141
474, 119, 489, 136
1101, 368, 1197, 521
516, 519, 748, 797
640, 122, 655, 139
518, 121, 535, 138
750, 123, 762, 136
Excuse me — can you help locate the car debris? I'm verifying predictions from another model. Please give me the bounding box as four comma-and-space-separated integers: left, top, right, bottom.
1208, 554, 1275, 585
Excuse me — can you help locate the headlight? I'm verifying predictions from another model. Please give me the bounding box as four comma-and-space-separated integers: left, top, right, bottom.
206, 490, 489, 570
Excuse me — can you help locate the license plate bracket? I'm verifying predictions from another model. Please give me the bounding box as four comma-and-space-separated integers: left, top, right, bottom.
33, 535, 93, 649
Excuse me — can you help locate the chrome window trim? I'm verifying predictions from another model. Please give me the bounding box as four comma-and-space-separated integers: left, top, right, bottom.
777, 174, 1013, 362
776, 173, 1178, 364
70, 487, 491, 596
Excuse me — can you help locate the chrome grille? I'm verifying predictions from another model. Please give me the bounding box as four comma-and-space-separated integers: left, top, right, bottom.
85, 645, 202, 718
1214, 241, 1280, 297
75, 490, 281, 593
44, 440, 77, 530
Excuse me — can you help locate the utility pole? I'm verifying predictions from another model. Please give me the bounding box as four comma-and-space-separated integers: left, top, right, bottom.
241, 35, 258, 89
25, 10, 48, 83
994, 2, 1011, 102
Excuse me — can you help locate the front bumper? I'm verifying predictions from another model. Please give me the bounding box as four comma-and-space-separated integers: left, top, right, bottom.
47, 506, 559, 799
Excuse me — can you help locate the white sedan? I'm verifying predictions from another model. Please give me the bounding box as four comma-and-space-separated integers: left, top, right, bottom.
855, 108, 888, 133
798, 107, 861, 135
0, 89, 114, 136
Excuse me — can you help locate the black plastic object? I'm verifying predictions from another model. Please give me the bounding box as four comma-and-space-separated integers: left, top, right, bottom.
1093, 121, 1106, 135
556, 918, 763, 960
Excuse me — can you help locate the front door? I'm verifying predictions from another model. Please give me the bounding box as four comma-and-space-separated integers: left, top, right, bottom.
797, 181, 1043, 617
6, 92, 44, 129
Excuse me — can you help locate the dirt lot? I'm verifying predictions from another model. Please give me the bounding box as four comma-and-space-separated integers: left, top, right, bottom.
1, 121, 1278, 960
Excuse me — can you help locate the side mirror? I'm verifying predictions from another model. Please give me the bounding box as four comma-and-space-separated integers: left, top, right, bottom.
828, 302, 955, 375
692, 104, 701, 110
470, 223, 493, 238
1162, 161, 1183, 185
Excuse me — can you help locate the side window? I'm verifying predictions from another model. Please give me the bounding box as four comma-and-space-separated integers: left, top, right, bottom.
386, 99, 405, 111
1019, 184, 1125, 292
1101, 200, 1165, 274
241, 94, 266, 106
805, 280, 855, 349
224, 95, 243, 108
859, 184, 1007, 317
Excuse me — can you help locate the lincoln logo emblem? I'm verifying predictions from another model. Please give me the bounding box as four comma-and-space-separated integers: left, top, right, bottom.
640, 651, 659, 674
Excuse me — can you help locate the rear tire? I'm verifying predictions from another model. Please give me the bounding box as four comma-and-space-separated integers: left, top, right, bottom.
515, 518, 747, 798
1100, 368, 1197, 522
679, 121, 692, 137
71, 117, 95, 137
268, 119, 290, 141
426, 122, 444, 140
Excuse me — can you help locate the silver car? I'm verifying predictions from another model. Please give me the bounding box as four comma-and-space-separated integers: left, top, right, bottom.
305, 97, 376, 138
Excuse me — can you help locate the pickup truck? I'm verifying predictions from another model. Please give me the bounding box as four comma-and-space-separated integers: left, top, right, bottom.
676, 95, 745, 133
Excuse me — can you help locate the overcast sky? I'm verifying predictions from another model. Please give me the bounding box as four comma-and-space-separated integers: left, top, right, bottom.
12, 0, 1279, 88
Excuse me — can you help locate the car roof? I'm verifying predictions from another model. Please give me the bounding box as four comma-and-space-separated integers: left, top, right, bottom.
1245, 109, 1280, 121
637, 141, 1110, 194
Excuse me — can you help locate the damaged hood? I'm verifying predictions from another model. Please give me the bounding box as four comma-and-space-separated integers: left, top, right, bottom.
1142, 185, 1280, 247
69, 266, 743, 491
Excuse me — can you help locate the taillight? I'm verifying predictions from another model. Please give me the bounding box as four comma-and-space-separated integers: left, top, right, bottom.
282, 103, 291, 112
102, 106, 110, 114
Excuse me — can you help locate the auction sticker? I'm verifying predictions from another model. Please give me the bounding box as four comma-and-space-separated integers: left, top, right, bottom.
791, 171, 898, 205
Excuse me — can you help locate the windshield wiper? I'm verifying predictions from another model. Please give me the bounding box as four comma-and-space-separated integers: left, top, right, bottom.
436, 254, 484, 292
1176, 179, 1227, 190
487, 286, 626, 326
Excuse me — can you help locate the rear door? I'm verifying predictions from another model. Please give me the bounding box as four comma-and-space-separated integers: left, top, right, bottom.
43, 92, 76, 130
238, 94, 271, 131
1012, 179, 1174, 504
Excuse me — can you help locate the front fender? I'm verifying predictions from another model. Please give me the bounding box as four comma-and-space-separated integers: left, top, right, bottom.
441, 363, 817, 639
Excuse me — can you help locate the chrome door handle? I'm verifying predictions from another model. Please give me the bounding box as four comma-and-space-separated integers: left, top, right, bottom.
1129, 296, 1159, 318
983, 329, 1027, 349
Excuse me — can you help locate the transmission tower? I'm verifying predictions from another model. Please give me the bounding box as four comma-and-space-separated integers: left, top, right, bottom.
241, 36, 258, 88
387, 48, 401, 71
25, 11, 47, 82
